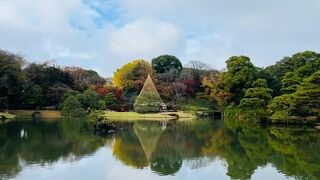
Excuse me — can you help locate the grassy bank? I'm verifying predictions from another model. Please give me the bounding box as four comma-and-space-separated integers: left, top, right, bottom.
9, 110, 61, 118
102, 111, 195, 121
0, 112, 17, 119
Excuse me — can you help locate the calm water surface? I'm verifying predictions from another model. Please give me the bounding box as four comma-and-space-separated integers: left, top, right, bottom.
1, 118, 320, 180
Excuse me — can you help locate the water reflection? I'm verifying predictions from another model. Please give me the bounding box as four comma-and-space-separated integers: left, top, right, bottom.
112, 120, 320, 179
1, 118, 320, 179
0, 118, 106, 179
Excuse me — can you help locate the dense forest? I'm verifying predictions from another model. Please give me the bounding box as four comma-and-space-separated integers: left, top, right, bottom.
0, 49, 319, 123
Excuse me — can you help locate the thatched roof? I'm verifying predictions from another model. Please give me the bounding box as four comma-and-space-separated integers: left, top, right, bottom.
134, 74, 165, 113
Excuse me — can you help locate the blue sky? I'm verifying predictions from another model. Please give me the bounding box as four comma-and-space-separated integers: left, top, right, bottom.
1, 0, 320, 76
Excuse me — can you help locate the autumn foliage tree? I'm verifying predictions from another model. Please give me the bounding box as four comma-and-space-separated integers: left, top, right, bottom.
202, 72, 233, 107
113, 60, 153, 99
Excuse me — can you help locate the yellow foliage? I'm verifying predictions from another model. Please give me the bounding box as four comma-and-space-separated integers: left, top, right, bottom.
112, 59, 153, 90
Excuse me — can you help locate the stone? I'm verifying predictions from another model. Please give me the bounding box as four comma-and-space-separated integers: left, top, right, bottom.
94, 118, 117, 136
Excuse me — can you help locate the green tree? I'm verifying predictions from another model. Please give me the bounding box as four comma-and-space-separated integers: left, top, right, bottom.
24, 63, 73, 89
224, 56, 258, 104
268, 94, 295, 121
294, 71, 320, 117
98, 100, 106, 110
258, 68, 281, 96
239, 79, 273, 108
266, 51, 320, 81
0, 50, 24, 108
23, 62, 73, 106
105, 93, 117, 109
61, 95, 86, 117
281, 72, 301, 94
151, 55, 182, 74
62, 90, 81, 101
24, 85, 44, 107
77, 89, 99, 110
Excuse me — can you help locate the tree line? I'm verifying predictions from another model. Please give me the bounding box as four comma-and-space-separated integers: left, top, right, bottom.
1, 49, 319, 122
0, 50, 105, 110
203, 51, 320, 122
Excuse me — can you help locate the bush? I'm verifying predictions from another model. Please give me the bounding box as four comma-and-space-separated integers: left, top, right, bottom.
61, 95, 86, 117
87, 110, 103, 124
98, 100, 106, 110
105, 93, 117, 109
77, 89, 99, 109
224, 107, 269, 123
134, 102, 163, 113
271, 110, 290, 122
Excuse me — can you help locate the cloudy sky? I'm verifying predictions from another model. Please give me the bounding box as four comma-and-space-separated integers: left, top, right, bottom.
1, 0, 320, 76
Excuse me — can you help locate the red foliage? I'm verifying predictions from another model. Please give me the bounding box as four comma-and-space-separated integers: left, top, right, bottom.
92, 84, 123, 100
114, 89, 123, 100
183, 79, 196, 94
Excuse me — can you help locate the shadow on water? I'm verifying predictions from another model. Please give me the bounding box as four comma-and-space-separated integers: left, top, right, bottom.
1, 117, 320, 179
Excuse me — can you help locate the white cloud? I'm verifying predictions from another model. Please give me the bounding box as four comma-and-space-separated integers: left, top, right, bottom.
114, 0, 320, 67
0, 0, 104, 69
105, 19, 182, 65
0, 0, 320, 76
184, 34, 237, 69
43, 39, 95, 60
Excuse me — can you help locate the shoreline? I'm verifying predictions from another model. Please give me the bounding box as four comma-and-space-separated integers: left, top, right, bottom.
101, 111, 195, 121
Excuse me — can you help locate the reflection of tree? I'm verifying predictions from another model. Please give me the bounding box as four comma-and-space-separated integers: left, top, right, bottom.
112, 121, 218, 175
225, 121, 320, 179
150, 123, 182, 175
0, 118, 104, 179
151, 156, 182, 176
267, 127, 320, 179
0, 124, 22, 179
200, 119, 320, 180
202, 127, 256, 179
112, 130, 148, 169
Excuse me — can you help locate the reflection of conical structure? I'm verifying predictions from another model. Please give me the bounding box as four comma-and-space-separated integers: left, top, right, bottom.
134, 74, 166, 112
133, 122, 165, 161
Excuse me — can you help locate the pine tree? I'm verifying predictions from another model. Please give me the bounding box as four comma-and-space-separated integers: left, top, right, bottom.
294, 71, 320, 117
239, 79, 273, 108
281, 72, 301, 94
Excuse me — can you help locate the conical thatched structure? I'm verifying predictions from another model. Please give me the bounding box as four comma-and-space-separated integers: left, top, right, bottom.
134, 74, 166, 113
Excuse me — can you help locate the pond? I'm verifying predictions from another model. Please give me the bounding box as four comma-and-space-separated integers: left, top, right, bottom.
1, 118, 320, 180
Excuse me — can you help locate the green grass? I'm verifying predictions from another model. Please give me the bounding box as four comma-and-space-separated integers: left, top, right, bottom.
102, 111, 195, 121
0, 112, 16, 119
